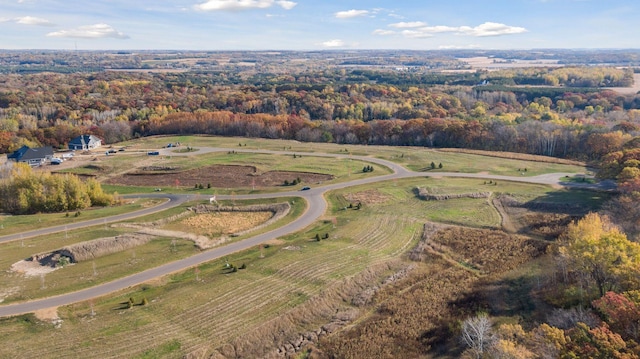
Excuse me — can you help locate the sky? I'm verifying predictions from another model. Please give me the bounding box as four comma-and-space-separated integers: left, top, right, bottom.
0, 0, 638, 51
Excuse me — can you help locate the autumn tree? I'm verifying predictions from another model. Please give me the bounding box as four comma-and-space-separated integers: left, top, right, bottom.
0, 163, 113, 214
560, 213, 640, 297
593, 291, 640, 341
460, 313, 494, 359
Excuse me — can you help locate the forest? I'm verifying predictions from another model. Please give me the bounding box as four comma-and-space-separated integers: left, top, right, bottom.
1, 60, 638, 229
0, 52, 638, 217
0, 49, 640, 358
0, 68, 638, 157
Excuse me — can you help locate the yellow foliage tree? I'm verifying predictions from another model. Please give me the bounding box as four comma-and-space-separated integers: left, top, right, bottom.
560, 213, 640, 297
0, 162, 113, 214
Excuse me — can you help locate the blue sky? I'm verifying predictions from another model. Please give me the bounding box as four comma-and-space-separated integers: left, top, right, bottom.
0, 0, 638, 50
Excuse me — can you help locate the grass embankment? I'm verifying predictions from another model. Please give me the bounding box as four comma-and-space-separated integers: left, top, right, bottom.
0, 198, 304, 304
0, 177, 607, 358
0, 198, 164, 237
67, 150, 390, 195
118, 135, 588, 177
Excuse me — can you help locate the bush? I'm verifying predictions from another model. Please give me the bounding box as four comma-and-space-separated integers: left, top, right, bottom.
0, 163, 113, 215
315, 233, 321, 241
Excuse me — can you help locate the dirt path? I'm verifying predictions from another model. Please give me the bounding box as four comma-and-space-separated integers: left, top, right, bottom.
492, 196, 517, 234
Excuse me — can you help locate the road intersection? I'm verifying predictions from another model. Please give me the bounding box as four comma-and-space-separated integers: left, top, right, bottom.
0, 147, 613, 317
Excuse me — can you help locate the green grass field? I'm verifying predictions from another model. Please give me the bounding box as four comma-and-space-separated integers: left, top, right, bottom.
0, 174, 610, 358
0, 198, 305, 304
0, 198, 164, 236
119, 135, 588, 177
0, 136, 607, 358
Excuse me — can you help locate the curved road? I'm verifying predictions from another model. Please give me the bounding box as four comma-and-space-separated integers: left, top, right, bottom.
0, 147, 613, 317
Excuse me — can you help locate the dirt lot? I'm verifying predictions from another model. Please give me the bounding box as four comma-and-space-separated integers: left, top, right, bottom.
105, 165, 333, 188
344, 189, 391, 205
171, 212, 273, 235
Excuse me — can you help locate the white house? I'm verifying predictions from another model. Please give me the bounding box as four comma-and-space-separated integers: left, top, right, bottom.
68, 135, 102, 151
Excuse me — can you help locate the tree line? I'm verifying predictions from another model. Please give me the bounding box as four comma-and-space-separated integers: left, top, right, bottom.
0, 69, 638, 167
460, 213, 640, 358
0, 162, 114, 214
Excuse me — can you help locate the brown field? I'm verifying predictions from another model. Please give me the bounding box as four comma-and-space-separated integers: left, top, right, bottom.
437, 148, 585, 166
170, 212, 273, 235
459, 56, 563, 70
105, 164, 333, 188
496, 195, 582, 239
315, 226, 549, 358
344, 189, 392, 205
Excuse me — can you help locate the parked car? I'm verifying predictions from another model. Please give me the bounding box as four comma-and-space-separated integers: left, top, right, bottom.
51, 158, 63, 165
147, 151, 160, 156
301, 186, 311, 191
107, 149, 117, 154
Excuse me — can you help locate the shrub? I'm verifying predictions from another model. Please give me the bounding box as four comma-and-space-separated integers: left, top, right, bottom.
0, 160, 113, 215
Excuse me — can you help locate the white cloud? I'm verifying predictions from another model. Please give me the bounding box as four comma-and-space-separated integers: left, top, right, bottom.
322, 39, 345, 47
335, 9, 369, 19
372, 29, 395, 36
418, 25, 460, 34
195, 0, 296, 11
401, 30, 433, 39
462, 22, 527, 36
46, 24, 129, 39
0, 16, 55, 26
381, 21, 527, 38
15, 16, 55, 26
276, 0, 297, 10
438, 44, 481, 49
389, 21, 427, 28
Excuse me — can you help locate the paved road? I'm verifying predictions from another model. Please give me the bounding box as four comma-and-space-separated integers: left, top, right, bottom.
0, 147, 613, 317
0, 195, 191, 244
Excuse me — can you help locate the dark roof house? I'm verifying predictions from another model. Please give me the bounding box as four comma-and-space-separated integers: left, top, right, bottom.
7, 146, 54, 166
69, 135, 102, 151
